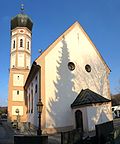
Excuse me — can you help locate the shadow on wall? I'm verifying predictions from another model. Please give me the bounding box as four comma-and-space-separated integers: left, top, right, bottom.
89, 58, 107, 96
75, 65, 89, 90
98, 110, 109, 123
47, 36, 77, 129
75, 57, 107, 97
91, 108, 110, 131
33, 92, 38, 127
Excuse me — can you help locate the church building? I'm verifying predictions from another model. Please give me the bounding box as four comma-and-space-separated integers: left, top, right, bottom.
24, 22, 113, 134
8, 8, 113, 134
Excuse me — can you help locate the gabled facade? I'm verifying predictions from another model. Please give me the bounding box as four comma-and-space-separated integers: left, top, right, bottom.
25, 21, 113, 134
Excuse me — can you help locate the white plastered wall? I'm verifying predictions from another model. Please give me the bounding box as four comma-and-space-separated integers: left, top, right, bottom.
13, 74, 24, 86
12, 106, 23, 116
43, 24, 111, 129
12, 90, 24, 101
18, 53, 24, 67
26, 54, 30, 69
87, 103, 113, 131
27, 72, 39, 127
11, 53, 16, 68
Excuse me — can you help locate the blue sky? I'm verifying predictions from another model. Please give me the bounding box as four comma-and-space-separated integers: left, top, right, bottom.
0, 0, 120, 106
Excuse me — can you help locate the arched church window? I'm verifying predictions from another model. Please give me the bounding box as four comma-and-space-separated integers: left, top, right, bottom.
35, 84, 37, 93
31, 89, 33, 113
20, 39, 23, 47
13, 40, 15, 49
28, 93, 30, 113
35, 76, 37, 81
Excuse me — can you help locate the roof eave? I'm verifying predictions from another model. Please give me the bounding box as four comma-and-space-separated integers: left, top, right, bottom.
24, 61, 40, 89
71, 100, 111, 109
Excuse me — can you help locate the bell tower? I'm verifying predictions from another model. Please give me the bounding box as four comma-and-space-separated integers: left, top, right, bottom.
8, 5, 33, 122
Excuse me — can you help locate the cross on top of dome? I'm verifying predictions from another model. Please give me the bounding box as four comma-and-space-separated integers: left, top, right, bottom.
21, 4, 24, 14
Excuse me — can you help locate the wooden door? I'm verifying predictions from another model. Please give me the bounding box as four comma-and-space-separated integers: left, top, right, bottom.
75, 110, 83, 132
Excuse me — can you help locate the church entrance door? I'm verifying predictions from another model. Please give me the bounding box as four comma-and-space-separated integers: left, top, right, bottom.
75, 110, 83, 132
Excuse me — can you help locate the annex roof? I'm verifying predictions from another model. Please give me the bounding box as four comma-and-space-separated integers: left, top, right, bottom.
71, 89, 111, 109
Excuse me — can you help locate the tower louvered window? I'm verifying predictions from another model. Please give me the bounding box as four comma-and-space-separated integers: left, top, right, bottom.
27, 41, 29, 50
20, 39, 23, 47
13, 40, 15, 49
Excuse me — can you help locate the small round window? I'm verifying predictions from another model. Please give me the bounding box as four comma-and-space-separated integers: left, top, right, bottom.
85, 64, 91, 72
68, 62, 75, 71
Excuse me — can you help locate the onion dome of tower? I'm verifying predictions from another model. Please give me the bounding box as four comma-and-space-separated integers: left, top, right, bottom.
11, 4, 33, 31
